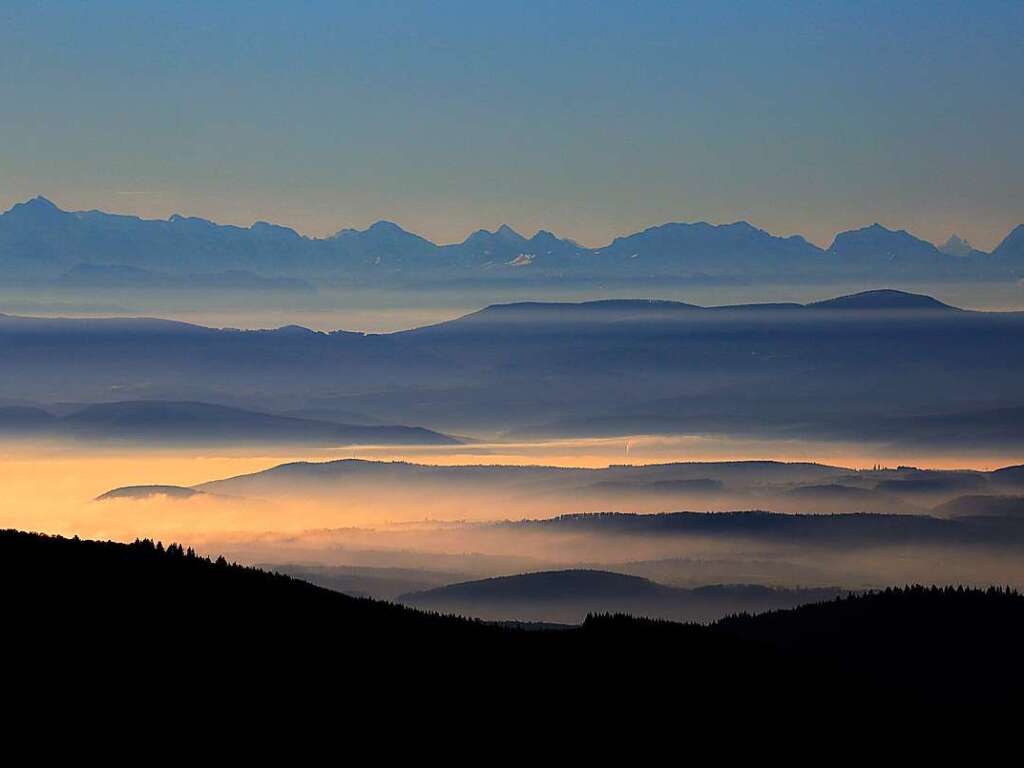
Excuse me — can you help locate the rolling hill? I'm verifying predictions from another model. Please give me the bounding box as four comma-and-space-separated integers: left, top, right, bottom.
174, 457, 1014, 515
0, 400, 458, 446
399, 569, 842, 623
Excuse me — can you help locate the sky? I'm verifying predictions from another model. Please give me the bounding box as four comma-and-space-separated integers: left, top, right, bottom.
1, 0, 1022, 249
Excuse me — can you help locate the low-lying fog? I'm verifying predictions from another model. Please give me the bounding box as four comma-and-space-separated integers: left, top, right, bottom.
4, 436, 1024, 606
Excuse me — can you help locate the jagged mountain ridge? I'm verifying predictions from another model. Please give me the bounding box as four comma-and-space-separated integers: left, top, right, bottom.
2, 196, 1020, 282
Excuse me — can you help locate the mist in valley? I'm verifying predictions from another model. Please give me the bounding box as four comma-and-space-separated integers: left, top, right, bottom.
5, 436, 1024, 624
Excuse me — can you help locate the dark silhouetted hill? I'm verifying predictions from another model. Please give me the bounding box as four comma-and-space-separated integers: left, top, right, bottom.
4, 529, 1023, 703
399, 569, 841, 623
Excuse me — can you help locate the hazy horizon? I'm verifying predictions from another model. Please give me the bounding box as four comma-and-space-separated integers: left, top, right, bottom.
4, 280, 1024, 334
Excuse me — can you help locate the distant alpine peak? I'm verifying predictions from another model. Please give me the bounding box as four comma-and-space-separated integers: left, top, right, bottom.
992, 224, 1024, 259
845, 222, 906, 238
367, 220, 407, 233
168, 213, 218, 228
328, 219, 417, 240
465, 224, 527, 241
723, 219, 760, 232
26, 194, 59, 209
496, 224, 525, 240
846, 222, 902, 236
645, 220, 744, 233
940, 234, 973, 258
826, 223, 943, 260
7, 194, 63, 216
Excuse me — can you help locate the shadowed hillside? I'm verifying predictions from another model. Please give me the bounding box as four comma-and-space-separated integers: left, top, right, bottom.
4, 529, 1023, 703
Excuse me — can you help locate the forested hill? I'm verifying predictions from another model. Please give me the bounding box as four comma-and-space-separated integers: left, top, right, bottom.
4, 529, 1022, 704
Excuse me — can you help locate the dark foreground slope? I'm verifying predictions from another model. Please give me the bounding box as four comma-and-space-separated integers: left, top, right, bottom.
4, 529, 1023, 705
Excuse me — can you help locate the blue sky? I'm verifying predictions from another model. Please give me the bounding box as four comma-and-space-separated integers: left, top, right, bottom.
1, 0, 1021, 247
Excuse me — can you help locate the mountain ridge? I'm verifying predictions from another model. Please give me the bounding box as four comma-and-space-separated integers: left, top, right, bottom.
0, 289, 969, 337
3, 196, 1021, 283
3, 288, 1022, 443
